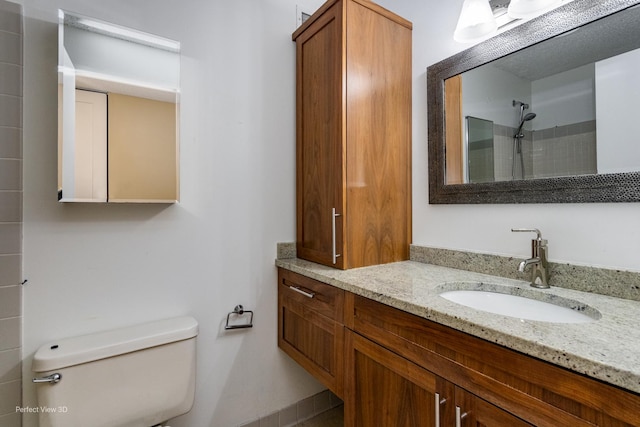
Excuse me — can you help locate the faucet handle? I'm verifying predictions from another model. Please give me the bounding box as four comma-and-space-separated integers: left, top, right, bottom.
511, 228, 542, 240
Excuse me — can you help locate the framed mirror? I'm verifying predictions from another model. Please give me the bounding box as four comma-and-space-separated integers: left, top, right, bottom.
57, 11, 180, 203
427, 0, 640, 203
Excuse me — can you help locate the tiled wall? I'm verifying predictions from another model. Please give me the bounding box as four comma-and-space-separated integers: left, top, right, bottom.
0, 1, 23, 426
492, 121, 597, 181
238, 389, 342, 427
493, 123, 534, 181
531, 120, 597, 178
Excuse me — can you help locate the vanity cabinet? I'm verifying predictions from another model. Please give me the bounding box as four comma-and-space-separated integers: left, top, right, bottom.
344, 329, 443, 426
277, 268, 345, 397
277, 268, 640, 426
345, 327, 532, 426
292, 0, 412, 269
349, 293, 640, 427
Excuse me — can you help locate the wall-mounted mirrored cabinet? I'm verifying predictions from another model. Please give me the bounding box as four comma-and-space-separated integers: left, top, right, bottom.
57, 10, 180, 203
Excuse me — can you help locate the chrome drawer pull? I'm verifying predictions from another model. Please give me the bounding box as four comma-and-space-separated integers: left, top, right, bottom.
289, 285, 315, 298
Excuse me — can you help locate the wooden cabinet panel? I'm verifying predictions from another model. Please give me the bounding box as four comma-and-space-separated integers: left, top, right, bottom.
293, 0, 412, 270
455, 387, 533, 427
345, 327, 535, 427
279, 268, 344, 322
344, 330, 446, 427
295, 2, 345, 268
343, 0, 412, 269
349, 294, 640, 427
445, 75, 463, 185
277, 269, 344, 397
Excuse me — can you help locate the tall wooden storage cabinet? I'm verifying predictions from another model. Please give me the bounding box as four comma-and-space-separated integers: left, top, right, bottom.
293, 0, 412, 269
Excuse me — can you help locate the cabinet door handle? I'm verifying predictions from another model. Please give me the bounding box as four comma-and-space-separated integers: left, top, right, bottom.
288, 285, 316, 299
435, 393, 447, 427
332, 208, 342, 264
455, 406, 468, 427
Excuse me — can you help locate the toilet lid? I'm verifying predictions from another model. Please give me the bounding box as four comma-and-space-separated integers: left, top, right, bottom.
32, 316, 198, 372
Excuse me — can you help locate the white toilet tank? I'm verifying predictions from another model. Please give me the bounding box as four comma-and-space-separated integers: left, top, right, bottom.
32, 316, 198, 427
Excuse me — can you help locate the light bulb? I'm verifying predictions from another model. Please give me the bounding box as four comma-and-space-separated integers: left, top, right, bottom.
454, 0, 498, 43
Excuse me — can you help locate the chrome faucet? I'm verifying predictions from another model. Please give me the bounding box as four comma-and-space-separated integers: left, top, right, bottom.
511, 228, 549, 289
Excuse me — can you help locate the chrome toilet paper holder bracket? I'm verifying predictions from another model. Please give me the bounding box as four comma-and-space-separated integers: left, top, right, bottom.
225, 305, 254, 330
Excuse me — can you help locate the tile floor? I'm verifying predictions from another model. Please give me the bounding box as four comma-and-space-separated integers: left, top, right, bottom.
295, 405, 343, 427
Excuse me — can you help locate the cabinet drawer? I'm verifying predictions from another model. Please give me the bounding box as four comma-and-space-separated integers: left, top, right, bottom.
278, 268, 344, 322
278, 268, 345, 397
349, 294, 640, 427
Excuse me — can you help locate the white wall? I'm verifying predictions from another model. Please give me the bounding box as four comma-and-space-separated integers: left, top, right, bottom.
596, 47, 640, 174
462, 63, 531, 128
19, 1, 640, 427
21, 0, 323, 426
531, 63, 595, 129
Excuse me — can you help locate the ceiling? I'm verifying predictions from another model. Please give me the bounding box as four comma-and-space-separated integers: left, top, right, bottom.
490, 4, 640, 81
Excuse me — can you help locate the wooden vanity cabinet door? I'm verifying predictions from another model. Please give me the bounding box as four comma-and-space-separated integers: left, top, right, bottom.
344, 329, 452, 427
277, 268, 345, 397
294, 1, 345, 269
344, 303, 531, 427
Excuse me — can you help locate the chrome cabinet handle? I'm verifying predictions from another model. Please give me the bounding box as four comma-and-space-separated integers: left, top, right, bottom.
455, 406, 468, 427
288, 285, 315, 299
33, 373, 62, 384
435, 393, 447, 427
332, 208, 341, 264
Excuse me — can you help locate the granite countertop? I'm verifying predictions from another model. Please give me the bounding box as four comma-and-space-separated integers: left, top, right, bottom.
275, 258, 640, 394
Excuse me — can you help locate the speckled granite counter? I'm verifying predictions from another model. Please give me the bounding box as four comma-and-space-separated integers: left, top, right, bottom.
275, 257, 640, 394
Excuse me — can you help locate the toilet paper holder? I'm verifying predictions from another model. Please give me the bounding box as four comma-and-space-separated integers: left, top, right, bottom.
225, 305, 254, 330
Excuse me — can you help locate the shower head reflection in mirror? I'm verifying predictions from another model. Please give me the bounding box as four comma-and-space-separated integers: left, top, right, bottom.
512, 100, 536, 179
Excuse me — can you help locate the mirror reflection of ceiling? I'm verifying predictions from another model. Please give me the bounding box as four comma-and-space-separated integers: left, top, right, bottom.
62, 12, 180, 102
492, 4, 640, 80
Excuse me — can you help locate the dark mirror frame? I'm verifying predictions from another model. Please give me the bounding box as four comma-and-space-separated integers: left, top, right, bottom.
427, 0, 640, 204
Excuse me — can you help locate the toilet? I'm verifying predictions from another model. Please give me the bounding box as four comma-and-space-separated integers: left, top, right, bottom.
31, 316, 198, 427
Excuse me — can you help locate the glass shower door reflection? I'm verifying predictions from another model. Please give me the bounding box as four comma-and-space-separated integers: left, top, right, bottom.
466, 116, 494, 183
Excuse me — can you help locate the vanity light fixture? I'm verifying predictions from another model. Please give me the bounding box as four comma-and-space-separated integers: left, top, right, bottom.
507, 0, 562, 18
454, 0, 569, 43
453, 0, 497, 43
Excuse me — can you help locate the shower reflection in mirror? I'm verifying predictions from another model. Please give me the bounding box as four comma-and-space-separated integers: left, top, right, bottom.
511, 100, 536, 180
58, 10, 180, 203
456, 61, 600, 184
466, 117, 494, 183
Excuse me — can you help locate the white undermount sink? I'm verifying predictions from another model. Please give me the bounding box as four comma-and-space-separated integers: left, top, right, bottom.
439, 289, 599, 323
